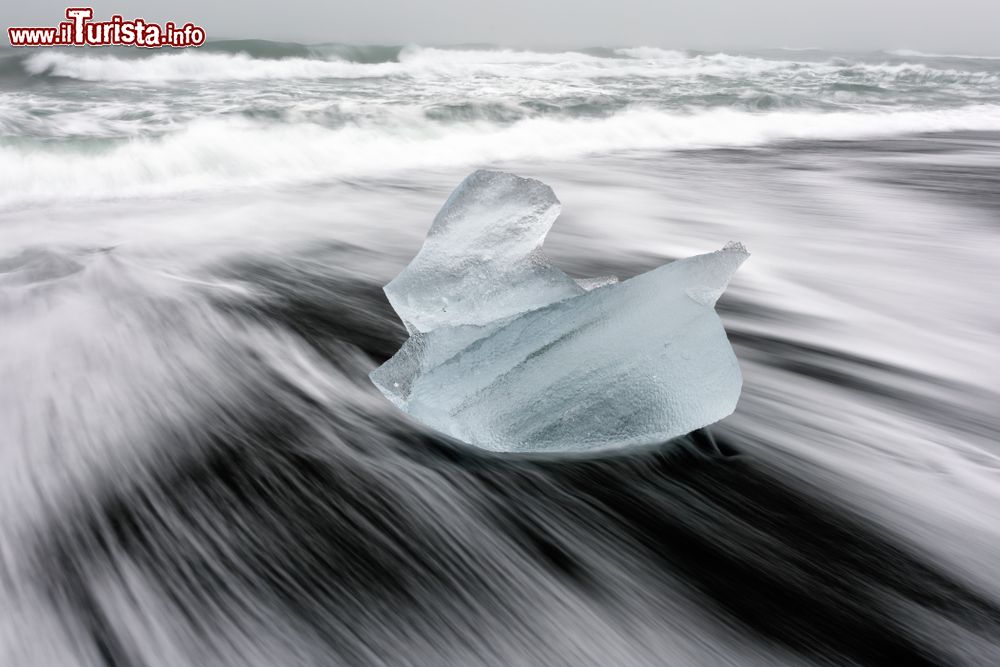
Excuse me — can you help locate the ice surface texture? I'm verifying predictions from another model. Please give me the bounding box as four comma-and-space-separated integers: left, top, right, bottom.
372, 170, 748, 453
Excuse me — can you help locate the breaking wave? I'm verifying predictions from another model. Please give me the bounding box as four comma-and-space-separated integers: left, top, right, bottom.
4, 105, 1000, 206
9, 45, 1000, 83
886, 49, 1000, 61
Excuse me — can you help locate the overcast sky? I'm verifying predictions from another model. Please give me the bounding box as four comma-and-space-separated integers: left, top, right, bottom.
8, 0, 1000, 53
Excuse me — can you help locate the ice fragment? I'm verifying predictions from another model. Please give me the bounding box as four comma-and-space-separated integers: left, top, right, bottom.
372, 170, 748, 453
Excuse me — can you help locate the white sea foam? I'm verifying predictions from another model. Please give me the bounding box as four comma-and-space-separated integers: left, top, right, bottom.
4, 105, 1000, 206
887, 49, 1000, 60
21, 47, 611, 83
22, 50, 401, 82
398, 46, 603, 65
23, 47, 997, 84
17, 48, 719, 82
614, 46, 688, 60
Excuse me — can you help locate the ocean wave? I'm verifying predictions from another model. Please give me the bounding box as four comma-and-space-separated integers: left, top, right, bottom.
399, 46, 603, 65
9, 43, 1000, 87
21, 50, 403, 82
613, 46, 688, 60
887, 49, 1000, 60
4, 105, 1000, 206
18, 46, 638, 83
11, 45, 996, 85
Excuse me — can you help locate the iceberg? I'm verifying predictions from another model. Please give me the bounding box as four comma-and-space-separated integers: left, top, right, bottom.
371, 170, 748, 453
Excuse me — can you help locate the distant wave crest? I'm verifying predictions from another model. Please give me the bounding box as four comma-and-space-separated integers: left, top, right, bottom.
15, 45, 1000, 83
886, 49, 1000, 60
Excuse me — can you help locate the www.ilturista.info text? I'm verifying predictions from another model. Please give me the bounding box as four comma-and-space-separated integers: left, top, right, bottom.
8, 8, 206, 48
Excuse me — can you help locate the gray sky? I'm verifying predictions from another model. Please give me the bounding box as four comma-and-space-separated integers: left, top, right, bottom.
8, 0, 1000, 53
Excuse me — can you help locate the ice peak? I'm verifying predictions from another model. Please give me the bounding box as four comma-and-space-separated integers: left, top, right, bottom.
384, 170, 583, 334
